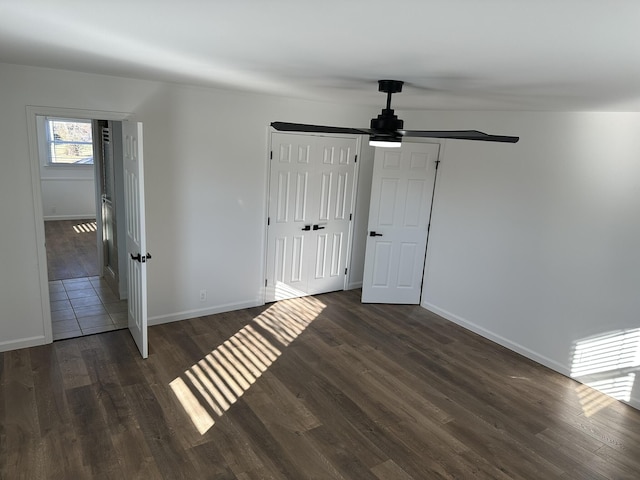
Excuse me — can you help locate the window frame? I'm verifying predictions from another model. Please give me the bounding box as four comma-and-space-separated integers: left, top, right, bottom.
43, 116, 95, 167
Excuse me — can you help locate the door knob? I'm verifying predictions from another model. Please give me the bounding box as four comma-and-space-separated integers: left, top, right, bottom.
130, 252, 152, 263
301, 225, 311, 231
313, 224, 325, 231
369, 231, 383, 237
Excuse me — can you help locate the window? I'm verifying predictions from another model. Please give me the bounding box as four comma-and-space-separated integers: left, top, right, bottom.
45, 117, 94, 165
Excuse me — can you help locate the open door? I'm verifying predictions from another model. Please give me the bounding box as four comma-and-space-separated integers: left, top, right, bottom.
122, 121, 148, 358
362, 142, 439, 304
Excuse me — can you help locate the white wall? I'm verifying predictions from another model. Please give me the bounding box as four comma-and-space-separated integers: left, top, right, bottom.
0, 62, 376, 351
41, 175, 96, 220
406, 110, 640, 410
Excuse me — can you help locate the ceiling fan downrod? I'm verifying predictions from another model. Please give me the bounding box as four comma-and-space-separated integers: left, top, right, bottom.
378, 79, 403, 108
370, 80, 405, 134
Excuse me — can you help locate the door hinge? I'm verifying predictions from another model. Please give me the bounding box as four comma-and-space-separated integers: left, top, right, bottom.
270, 150, 273, 160
435, 160, 440, 170
344, 268, 348, 275
349, 213, 352, 221
265, 279, 268, 287
267, 217, 270, 226
354, 154, 358, 163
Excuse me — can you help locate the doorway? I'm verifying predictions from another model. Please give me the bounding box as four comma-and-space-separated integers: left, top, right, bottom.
29, 108, 129, 340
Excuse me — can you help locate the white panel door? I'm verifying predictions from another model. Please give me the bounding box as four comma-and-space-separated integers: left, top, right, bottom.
362, 142, 439, 304
307, 140, 356, 295
265, 133, 357, 302
122, 121, 148, 358
266, 134, 315, 301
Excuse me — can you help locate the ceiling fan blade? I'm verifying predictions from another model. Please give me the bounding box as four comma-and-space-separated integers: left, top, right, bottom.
400, 130, 519, 143
271, 121, 371, 135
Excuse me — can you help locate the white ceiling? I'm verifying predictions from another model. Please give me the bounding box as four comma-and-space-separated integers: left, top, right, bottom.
2, 0, 640, 111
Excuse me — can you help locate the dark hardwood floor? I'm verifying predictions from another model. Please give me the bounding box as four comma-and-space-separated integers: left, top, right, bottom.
45, 219, 98, 280
2, 290, 639, 479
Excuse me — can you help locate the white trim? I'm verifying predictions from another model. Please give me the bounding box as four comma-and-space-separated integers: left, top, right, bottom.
343, 135, 362, 292
26, 105, 132, 347
424, 301, 640, 410
261, 125, 272, 302
424, 299, 640, 410
27, 106, 131, 122
421, 301, 571, 376
42, 164, 95, 170
40, 177, 95, 182
148, 298, 264, 326
347, 281, 362, 290
44, 215, 97, 221
0, 335, 47, 353
27, 109, 53, 344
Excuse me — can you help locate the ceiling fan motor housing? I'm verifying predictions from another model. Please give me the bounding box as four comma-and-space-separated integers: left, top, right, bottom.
378, 79, 404, 94
370, 109, 403, 134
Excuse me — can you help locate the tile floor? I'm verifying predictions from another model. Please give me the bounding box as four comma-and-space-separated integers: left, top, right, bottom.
49, 276, 128, 340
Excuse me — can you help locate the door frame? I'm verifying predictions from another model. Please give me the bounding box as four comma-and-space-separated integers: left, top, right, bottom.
263, 129, 362, 302
26, 106, 132, 344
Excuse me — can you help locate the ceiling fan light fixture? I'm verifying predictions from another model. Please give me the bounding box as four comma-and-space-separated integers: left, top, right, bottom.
369, 136, 402, 148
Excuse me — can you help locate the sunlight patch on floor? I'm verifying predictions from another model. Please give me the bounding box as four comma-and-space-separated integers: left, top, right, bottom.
571, 328, 640, 415
170, 295, 326, 435
73, 221, 97, 233
272, 281, 311, 302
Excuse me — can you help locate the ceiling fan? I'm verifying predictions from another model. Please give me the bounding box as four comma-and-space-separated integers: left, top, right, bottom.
271, 80, 519, 146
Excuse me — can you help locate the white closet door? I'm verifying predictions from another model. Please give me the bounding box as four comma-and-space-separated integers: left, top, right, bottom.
362, 142, 439, 304
266, 133, 358, 302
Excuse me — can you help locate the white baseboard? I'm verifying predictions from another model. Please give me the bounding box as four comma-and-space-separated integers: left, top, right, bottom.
0, 335, 47, 353
347, 281, 363, 290
421, 301, 571, 376
422, 304, 640, 412
44, 215, 97, 221
148, 298, 264, 326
